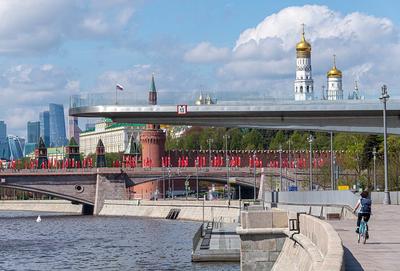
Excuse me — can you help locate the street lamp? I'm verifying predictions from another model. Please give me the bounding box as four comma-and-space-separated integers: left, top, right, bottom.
380, 85, 391, 204
207, 138, 213, 168
195, 159, 199, 200
253, 152, 256, 200
278, 144, 283, 191
162, 165, 166, 199
330, 131, 334, 190
294, 159, 298, 189
308, 134, 314, 191
168, 167, 171, 199
223, 134, 230, 200
372, 147, 377, 191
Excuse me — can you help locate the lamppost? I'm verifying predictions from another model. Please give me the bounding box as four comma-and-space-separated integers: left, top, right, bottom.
162, 165, 166, 199
207, 138, 213, 168
253, 152, 256, 200
195, 159, 199, 200
380, 85, 391, 204
278, 144, 283, 191
308, 134, 314, 191
330, 131, 334, 190
294, 159, 298, 189
372, 147, 377, 191
168, 167, 171, 199
287, 139, 291, 174
223, 134, 230, 200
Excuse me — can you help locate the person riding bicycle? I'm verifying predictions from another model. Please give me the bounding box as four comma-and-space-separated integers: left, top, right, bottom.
353, 190, 372, 238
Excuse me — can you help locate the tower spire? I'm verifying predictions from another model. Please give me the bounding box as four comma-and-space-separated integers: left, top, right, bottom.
150, 73, 156, 92
333, 54, 336, 68
301, 23, 305, 39
148, 73, 157, 105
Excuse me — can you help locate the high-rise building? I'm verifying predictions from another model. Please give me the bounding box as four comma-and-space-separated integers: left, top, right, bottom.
294, 25, 314, 101
27, 121, 40, 143
49, 103, 67, 147
0, 120, 6, 142
68, 116, 81, 144
39, 111, 50, 147
327, 55, 343, 100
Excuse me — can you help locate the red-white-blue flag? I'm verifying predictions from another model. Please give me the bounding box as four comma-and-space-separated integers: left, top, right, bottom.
116, 84, 124, 91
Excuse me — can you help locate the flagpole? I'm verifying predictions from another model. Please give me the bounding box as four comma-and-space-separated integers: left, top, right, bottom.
115, 87, 117, 105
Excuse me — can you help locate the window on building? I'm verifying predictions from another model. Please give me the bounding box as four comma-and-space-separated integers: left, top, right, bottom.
306, 86, 309, 93
300, 86, 303, 93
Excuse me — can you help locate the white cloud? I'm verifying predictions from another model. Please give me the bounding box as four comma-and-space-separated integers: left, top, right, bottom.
208, 5, 400, 99
0, 0, 137, 54
0, 64, 79, 136
184, 42, 230, 63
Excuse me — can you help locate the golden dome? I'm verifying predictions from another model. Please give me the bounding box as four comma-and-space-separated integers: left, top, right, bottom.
327, 55, 342, 78
296, 33, 311, 52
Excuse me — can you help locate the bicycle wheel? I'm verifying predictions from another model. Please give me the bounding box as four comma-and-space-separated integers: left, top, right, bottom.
358, 222, 364, 244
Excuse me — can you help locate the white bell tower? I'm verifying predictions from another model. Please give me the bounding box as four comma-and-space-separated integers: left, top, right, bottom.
294, 24, 314, 101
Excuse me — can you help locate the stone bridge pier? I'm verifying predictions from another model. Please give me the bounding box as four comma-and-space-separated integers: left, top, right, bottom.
0, 171, 128, 215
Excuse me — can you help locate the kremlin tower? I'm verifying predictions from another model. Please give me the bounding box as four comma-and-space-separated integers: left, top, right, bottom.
294, 25, 314, 101
140, 74, 166, 168
326, 55, 343, 100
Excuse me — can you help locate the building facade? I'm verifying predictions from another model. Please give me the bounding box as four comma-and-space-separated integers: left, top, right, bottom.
0, 121, 6, 142
49, 103, 67, 147
294, 26, 314, 101
79, 120, 143, 156
39, 111, 50, 147
27, 121, 40, 144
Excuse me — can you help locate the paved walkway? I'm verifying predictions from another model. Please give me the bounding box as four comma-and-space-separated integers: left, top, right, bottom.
329, 205, 400, 271
192, 223, 240, 262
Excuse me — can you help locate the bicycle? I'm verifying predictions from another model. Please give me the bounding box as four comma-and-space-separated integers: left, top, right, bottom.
358, 217, 369, 244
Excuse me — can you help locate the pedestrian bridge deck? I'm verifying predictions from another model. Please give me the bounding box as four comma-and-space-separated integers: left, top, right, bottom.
329, 205, 400, 271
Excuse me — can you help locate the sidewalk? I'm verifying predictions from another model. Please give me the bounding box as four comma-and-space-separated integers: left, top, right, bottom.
329, 205, 400, 271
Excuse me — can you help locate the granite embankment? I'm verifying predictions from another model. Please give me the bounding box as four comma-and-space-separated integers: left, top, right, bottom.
99, 199, 241, 222
0, 200, 82, 213
237, 209, 344, 271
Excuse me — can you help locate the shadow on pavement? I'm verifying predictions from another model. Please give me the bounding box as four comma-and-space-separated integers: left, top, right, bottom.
344, 246, 364, 271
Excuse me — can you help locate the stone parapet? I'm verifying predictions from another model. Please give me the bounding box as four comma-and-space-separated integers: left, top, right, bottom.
237, 209, 344, 271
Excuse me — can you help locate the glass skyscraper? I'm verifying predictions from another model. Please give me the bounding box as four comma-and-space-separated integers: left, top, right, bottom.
0, 120, 6, 142
49, 103, 67, 147
39, 111, 50, 147
27, 121, 40, 143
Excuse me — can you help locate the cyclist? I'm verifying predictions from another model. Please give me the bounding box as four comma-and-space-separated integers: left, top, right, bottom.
353, 190, 372, 238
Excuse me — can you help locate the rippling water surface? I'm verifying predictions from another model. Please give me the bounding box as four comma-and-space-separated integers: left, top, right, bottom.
0, 212, 239, 271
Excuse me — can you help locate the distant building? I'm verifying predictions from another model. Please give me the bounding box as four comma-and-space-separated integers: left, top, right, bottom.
79, 119, 144, 156
49, 103, 67, 147
3, 136, 24, 160
68, 116, 81, 144
27, 121, 40, 143
348, 81, 364, 100
39, 111, 50, 147
195, 92, 217, 105
0, 121, 6, 142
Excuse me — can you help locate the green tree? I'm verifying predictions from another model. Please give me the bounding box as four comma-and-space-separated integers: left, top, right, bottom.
269, 130, 286, 149
241, 129, 263, 150
227, 128, 244, 150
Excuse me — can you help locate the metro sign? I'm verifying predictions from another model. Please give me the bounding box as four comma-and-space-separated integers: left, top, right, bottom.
177, 105, 188, 115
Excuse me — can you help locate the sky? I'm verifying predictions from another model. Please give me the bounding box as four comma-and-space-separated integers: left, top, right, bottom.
1, 0, 400, 137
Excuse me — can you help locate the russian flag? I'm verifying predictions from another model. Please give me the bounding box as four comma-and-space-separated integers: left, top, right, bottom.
116, 84, 124, 91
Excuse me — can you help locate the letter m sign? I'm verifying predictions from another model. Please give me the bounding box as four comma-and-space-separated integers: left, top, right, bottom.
177, 105, 188, 115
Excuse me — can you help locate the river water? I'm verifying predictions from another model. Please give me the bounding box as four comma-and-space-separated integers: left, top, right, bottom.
0, 212, 239, 271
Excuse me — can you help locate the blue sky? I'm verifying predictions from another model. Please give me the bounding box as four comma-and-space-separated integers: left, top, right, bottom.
1, 0, 400, 137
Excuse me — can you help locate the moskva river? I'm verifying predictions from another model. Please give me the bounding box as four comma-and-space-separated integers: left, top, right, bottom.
0, 212, 239, 271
